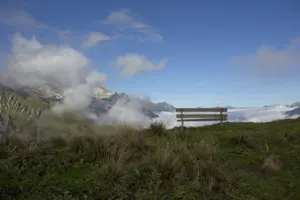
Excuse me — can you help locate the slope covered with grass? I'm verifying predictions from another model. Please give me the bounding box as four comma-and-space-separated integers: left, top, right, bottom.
1, 86, 300, 199
0, 86, 50, 138
0, 86, 108, 139
0, 86, 49, 119
1, 118, 300, 199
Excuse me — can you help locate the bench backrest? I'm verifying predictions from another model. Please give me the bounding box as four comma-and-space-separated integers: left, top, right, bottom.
176, 108, 227, 128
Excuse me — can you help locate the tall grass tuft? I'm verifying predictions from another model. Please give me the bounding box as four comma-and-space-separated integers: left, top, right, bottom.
148, 121, 166, 135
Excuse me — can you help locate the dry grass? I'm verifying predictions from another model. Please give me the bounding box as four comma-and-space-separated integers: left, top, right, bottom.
1, 119, 300, 199
261, 154, 283, 172
0, 125, 234, 199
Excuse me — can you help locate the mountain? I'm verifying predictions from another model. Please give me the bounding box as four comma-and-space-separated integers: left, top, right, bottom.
289, 101, 300, 108
89, 93, 131, 116
138, 99, 175, 113
89, 93, 167, 119
0, 85, 50, 137
285, 107, 300, 117
226, 106, 235, 109
0, 84, 175, 120
89, 87, 175, 118
8, 85, 63, 103
91, 87, 175, 113
92, 86, 115, 100
263, 104, 287, 109
152, 102, 176, 112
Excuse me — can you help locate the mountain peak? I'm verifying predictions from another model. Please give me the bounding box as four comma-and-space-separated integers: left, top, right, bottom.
92, 86, 115, 100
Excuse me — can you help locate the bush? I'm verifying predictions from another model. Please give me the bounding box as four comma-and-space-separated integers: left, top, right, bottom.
148, 122, 166, 135
49, 137, 67, 148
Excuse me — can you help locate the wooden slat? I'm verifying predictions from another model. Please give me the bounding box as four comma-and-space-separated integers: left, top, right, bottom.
176, 108, 227, 112
176, 114, 227, 119
177, 118, 227, 122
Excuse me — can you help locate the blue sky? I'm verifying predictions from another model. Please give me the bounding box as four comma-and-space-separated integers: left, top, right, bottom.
0, 0, 300, 107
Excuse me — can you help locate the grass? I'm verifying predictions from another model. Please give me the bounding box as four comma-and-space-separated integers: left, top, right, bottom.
1, 119, 300, 199
1, 87, 300, 199
0, 87, 49, 138
148, 121, 166, 135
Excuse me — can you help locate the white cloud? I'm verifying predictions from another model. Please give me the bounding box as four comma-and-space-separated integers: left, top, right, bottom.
230, 37, 300, 73
1, 6, 163, 49
104, 8, 133, 24
97, 97, 152, 128
86, 70, 108, 85
0, 7, 48, 29
100, 8, 163, 42
0, 33, 107, 112
83, 32, 111, 48
0, 7, 113, 49
2, 33, 89, 88
114, 53, 167, 77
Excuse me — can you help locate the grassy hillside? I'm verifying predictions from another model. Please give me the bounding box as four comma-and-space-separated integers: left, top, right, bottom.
0, 119, 300, 199
1, 87, 300, 199
0, 86, 49, 138
0, 86, 105, 139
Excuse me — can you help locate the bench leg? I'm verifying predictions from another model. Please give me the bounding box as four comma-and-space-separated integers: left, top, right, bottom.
181, 110, 184, 131
220, 111, 223, 126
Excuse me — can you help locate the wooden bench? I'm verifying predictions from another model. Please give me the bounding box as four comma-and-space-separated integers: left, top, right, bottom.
176, 108, 228, 128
